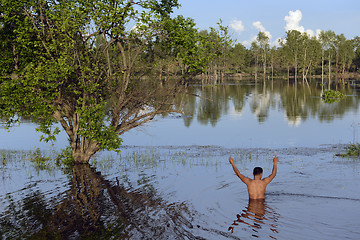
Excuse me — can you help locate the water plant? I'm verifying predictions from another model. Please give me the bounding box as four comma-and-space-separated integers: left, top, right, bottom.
336, 143, 360, 158
29, 148, 56, 172
322, 90, 346, 103
344, 143, 360, 157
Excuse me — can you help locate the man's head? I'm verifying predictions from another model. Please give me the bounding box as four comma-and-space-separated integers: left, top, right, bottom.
253, 167, 263, 177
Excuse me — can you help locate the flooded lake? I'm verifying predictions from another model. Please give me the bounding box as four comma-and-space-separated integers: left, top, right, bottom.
1, 80, 360, 239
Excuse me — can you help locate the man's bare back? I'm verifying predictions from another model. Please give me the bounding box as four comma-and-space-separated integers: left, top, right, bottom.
229, 155, 279, 199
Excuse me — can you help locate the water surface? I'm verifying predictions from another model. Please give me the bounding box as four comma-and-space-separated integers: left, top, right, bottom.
1, 80, 360, 239
1, 145, 360, 239
124, 80, 360, 148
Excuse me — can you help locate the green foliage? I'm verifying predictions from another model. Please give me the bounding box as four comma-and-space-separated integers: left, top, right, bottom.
29, 148, 52, 171
0, 0, 184, 163
337, 143, 360, 158
55, 146, 74, 167
162, 15, 208, 73
322, 90, 347, 103
345, 144, 360, 157
77, 100, 123, 152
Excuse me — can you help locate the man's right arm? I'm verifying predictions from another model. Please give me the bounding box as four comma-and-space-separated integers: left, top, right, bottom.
229, 157, 251, 184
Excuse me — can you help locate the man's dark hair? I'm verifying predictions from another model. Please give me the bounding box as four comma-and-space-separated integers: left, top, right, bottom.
253, 167, 263, 176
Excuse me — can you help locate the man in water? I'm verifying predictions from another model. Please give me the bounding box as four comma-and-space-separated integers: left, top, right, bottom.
229, 155, 279, 199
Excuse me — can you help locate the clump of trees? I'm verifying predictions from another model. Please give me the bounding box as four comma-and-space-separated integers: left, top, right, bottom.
142, 27, 360, 83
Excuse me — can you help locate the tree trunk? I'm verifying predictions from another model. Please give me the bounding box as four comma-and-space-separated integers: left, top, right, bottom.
328, 52, 331, 84
12, 45, 18, 71
302, 49, 307, 83
254, 56, 258, 81
263, 58, 266, 81
53, 111, 102, 164
72, 140, 100, 164
294, 53, 298, 84
321, 51, 324, 85
287, 66, 290, 83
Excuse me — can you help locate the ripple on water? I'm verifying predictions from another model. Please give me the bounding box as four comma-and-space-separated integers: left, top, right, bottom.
1, 145, 360, 239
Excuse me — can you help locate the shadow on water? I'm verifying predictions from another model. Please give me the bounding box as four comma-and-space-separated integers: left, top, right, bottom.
0, 163, 198, 239
228, 199, 280, 239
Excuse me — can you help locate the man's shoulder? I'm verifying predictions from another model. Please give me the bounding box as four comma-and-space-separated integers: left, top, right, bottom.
250, 179, 268, 185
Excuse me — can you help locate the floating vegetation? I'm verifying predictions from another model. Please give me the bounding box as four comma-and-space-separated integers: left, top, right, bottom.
336, 143, 360, 158
322, 90, 347, 103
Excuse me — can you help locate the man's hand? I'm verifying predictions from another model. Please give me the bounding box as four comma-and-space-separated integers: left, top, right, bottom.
273, 155, 279, 164
229, 157, 235, 165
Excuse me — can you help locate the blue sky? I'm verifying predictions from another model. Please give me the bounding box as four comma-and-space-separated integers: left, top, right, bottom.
173, 0, 360, 46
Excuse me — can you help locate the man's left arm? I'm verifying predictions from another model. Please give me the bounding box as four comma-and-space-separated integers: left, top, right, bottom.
263, 155, 278, 184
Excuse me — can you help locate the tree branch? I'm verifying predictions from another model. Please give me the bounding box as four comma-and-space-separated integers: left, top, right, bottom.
23, 8, 54, 60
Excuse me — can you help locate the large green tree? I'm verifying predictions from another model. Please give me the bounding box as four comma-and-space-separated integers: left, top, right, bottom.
0, 0, 189, 163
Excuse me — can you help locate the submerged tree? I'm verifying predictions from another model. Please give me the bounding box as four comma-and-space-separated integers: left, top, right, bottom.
319, 30, 337, 82
335, 34, 355, 78
284, 30, 302, 81
256, 31, 270, 81
0, 0, 189, 163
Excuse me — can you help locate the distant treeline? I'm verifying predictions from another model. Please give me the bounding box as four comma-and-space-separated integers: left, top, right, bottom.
2, 10, 359, 83
137, 20, 360, 82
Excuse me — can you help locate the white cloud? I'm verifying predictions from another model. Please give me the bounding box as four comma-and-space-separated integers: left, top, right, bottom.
252, 21, 272, 40
305, 29, 314, 36
242, 28, 279, 48
241, 21, 275, 47
253, 21, 266, 32
242, 35, 257, 47
272, 37, 282, 47
230, 19, 245, 34
284, 10, 321, 37
284, 10, 304, 32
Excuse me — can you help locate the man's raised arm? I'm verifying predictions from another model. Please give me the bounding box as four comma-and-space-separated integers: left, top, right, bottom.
229, 157, 251, 184
263, 155, 279, 184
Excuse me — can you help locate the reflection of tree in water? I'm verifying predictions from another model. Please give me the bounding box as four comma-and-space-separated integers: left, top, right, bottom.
281, 83, 359, 124
0, 164, 197, 239
249, 83, 274, 123
228, 199, 280, 239
182, 84, 253, 127
280, 84, 314, 124
181, 80, 359, 126
178, 87, 198, 127
228, 84, 253, 114
197, 86, 230, 127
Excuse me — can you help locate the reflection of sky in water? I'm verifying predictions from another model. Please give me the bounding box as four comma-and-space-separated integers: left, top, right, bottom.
1, 84, 359, 150
121, 100, 359, 148
1, 85, 359, 239
1, 135, 360, 239
1, 98, 359, 150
